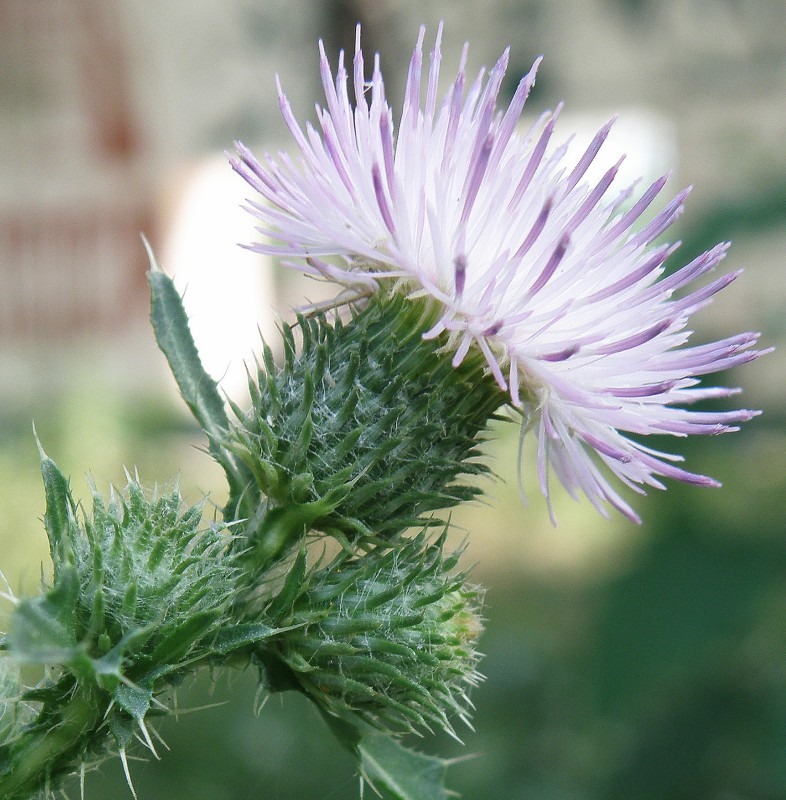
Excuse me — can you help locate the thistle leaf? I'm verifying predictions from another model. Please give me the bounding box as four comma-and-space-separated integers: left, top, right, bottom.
146, 254, 251, 502
358, 734, 451, 800
147, 264, 229, 438
319, 711, 451, 800
38, 446, 76, 572
147, 610, 219, 666
113, 682, 153, 724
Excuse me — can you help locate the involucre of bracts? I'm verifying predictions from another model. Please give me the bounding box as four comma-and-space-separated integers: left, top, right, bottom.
261, 529, 484, 739
226, 291, 507, 565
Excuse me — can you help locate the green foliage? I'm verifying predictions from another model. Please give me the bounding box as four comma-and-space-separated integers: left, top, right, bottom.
358, 734, 452, 800
0, 269, 511, 799
30, 454, 237, 682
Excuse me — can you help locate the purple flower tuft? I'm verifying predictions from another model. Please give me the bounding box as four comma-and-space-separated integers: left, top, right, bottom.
231, 24, 769, 523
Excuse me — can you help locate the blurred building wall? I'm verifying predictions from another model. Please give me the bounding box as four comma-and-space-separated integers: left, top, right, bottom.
0, 1, 150, 340
0, 0, 782, 396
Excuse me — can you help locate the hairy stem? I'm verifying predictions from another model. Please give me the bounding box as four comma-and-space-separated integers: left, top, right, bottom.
0, 682, 108, 799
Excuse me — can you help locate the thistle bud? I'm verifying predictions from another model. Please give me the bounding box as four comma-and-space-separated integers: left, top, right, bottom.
265, 530, 484, 738
0, 455, 238, 797
17, 461, 237, 682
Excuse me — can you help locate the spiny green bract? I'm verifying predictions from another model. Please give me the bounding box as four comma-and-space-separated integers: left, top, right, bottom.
263, 530, 484, 739
0, 456, 237, 798
227, 292, 507, 561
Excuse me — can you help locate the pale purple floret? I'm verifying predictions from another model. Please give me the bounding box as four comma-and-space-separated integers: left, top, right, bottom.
231, 24, 768, 523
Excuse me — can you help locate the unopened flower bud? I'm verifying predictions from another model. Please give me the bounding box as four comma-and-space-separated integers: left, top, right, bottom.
266, 530, 483, 738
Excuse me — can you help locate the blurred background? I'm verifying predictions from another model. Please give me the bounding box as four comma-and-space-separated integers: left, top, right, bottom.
0, 0, 784, 797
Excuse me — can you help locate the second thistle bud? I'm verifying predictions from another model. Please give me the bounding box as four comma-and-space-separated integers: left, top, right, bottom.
262, 530, 484, 739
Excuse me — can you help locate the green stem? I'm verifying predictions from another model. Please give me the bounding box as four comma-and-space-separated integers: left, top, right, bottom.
0, 683, 107, 799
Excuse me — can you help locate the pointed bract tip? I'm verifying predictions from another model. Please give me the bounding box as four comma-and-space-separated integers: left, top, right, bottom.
140, 233, 160, 274
32, 421, 47, 461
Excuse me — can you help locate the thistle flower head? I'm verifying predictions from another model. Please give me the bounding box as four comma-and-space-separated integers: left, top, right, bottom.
232, 25, 768, 522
